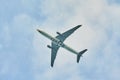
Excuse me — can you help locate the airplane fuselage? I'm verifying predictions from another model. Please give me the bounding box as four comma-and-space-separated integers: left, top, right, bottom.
37, 29, 78, 54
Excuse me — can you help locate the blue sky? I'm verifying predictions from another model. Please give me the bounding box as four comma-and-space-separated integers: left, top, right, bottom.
0, 0, 120, 80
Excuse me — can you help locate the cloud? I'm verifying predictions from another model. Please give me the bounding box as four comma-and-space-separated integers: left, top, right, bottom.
0, 13, 37, 80
33, 0, 120, 80
1, 0, 119, 80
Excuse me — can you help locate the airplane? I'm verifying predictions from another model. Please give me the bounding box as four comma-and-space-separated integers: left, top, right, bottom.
37, 25, 87, 67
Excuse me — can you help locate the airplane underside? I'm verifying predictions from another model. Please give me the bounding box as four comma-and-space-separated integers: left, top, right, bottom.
37, 25, 87, 67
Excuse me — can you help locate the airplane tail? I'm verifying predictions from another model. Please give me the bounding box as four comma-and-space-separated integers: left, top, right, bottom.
77, 49, 87, 63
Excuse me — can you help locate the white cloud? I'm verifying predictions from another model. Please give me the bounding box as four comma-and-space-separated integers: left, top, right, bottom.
33, 0, 120, 80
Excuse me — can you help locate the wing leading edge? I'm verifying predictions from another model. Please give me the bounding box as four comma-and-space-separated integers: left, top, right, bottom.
51, 25, 82, 67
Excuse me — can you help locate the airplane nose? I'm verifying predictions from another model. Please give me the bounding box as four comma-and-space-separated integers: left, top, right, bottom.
37, 29, 39, 31
37, 29, 41, 33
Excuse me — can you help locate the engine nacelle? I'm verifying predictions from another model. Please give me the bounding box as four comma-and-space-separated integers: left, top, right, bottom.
47, 45, 52, 49
56, 32, 61, 35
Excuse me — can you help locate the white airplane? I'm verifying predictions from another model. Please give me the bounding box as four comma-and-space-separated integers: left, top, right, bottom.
37, 25, 87, 67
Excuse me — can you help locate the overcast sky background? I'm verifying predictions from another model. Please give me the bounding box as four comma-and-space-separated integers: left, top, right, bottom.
0, 0, 120, 80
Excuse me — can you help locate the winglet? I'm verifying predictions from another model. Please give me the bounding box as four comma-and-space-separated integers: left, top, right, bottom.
74, 25, 82, 30
51, 63, 53, 67
51, 59, 54, 67
77, 49, 87, 63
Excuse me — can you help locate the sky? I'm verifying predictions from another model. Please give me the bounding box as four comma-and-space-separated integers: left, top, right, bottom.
0, 0, 120, 80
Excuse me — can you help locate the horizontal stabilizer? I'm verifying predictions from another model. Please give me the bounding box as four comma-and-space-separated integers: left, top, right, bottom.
77, 49, 87, 63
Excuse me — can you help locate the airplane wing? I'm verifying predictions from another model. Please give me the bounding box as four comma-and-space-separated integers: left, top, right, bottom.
51, 42, 60, 67
56, 25, 82, 42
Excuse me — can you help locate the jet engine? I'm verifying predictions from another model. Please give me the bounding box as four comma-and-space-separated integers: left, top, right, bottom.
47, 45, 52, 49
56, 32, 61, 35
